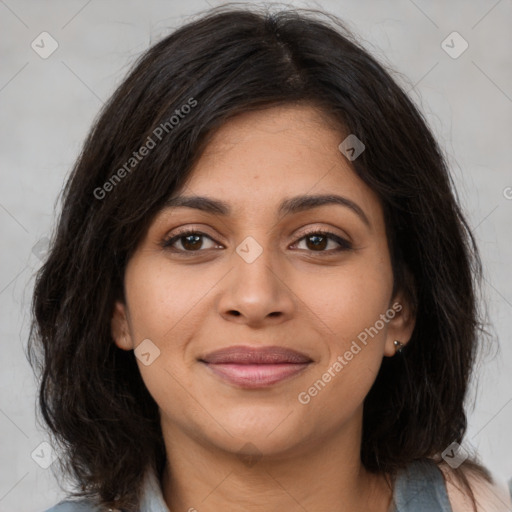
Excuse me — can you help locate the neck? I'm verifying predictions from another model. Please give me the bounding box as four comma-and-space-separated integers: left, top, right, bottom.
160, 414, 393, 512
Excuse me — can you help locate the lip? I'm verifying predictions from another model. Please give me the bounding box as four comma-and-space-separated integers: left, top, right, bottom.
199, 345, 313, 389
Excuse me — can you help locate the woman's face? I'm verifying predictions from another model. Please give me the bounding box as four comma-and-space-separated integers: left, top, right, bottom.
112, 104, 415, 458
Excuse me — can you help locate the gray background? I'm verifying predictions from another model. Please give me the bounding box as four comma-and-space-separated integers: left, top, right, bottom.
1, 0, 511, 510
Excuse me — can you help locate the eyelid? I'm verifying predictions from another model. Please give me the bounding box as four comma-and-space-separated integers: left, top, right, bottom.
294, 225, 352, 244
290, 227, 352, 253
160, 227, 221, 250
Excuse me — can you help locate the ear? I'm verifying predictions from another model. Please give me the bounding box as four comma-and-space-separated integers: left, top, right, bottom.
383, 291, 416, 357
111, 300, 134, 351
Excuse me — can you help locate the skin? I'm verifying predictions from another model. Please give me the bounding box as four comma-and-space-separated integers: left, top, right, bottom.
440, 464, 512, 512
111, 104, 417, 511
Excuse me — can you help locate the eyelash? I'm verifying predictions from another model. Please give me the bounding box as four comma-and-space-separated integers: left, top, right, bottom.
161, 228, 352, 255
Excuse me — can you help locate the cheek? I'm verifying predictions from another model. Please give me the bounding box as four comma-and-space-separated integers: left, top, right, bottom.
294, 252, 393, 348
294, 249, 393, 407
123, 257, 222, 405
123, 258, 201, 425
124, 256, 210, 345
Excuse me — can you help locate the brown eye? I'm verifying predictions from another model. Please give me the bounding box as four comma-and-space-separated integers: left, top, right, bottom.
162, 230, 220, 252
293, 230, 352, 253
304, 233, 329, 251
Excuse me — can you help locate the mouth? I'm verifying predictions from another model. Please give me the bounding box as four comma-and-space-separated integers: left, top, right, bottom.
199, 345, 313, 389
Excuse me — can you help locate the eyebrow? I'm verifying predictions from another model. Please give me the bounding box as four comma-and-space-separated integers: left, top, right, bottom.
163, 193, 371, 228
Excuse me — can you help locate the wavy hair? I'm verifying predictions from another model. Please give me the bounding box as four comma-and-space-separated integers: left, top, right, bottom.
28, 4, 491, 510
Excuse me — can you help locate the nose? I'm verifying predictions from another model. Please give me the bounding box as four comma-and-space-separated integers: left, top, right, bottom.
216, 240, 295, 328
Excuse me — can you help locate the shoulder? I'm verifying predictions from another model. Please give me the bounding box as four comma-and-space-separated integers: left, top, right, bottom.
43, 498, 104, 512
438, 462, 512, 512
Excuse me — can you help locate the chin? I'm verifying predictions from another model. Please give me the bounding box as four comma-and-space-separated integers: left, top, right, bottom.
207, 406, 306, 455
215, 430, 303, 462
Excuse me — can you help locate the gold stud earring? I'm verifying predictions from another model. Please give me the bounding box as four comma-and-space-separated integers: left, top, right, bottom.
393, 340, 404, 354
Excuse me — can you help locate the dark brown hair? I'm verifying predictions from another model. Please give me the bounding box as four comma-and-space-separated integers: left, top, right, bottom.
27, 4, 492, 510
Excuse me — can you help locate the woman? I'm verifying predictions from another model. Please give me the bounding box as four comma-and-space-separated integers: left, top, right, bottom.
28, 4, 512, 512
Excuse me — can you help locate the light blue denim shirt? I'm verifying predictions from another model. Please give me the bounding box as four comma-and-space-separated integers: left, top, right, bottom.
45, 458, 511, 512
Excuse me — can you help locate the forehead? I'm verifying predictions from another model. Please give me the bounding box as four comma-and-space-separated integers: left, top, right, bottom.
170, 104, 383, 227
195, 104, 346, 172
164, 105, 382, 233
